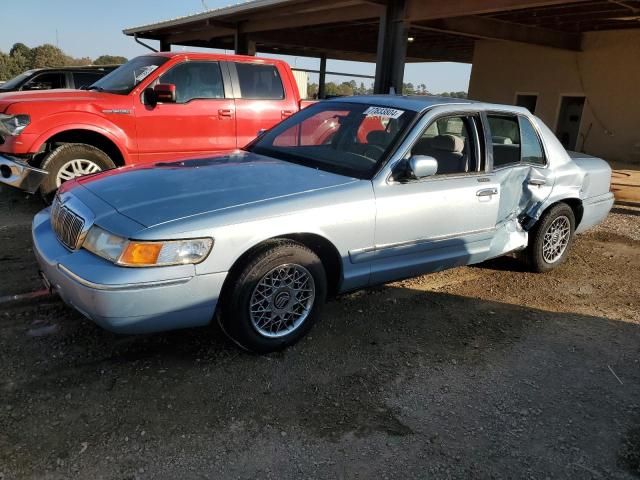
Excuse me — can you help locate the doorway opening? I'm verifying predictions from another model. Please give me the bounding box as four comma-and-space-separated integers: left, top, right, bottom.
556, 96, 585, 150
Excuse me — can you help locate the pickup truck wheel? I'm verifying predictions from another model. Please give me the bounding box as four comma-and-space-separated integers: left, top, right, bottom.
525, 203, 575, 273
220, 241, 327, 354
39, 144, 116, 200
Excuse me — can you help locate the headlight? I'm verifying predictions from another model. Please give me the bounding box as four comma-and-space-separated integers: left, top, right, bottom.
82, 226, 213, 267
0, 114, 30, 136
82, 226, 127, 263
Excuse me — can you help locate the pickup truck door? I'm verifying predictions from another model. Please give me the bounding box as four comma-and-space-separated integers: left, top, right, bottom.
229, 61, 300, 148
134, 60, 237, 163
367, 110, 501, 285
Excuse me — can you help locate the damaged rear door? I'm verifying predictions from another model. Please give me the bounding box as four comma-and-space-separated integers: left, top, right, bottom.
483, 112, 554, 256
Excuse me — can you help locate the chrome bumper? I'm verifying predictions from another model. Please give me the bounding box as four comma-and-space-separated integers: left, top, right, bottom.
0, 154, 48, 193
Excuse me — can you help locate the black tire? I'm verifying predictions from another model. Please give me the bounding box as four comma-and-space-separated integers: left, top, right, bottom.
39, 143, 116, 201
525, 203, 576, 273
219, 240, 327, 354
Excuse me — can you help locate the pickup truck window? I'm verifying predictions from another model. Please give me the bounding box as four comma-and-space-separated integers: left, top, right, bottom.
158, 61, 225, 103
22, 72, 65, 91
73, 72, 103, 89
236, 63, 285, 100
249, 101, 416, 179
90, 56, 168, 94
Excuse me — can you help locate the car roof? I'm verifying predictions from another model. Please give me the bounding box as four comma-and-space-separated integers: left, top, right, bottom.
328, 94, 534, 116
328, 94, 476, 112
25, 65, 119, 73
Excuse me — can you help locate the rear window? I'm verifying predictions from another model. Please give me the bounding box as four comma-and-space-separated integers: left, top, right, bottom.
235, 63, 284, 100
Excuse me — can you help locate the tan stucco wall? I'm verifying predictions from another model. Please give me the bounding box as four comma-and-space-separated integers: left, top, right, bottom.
468, 30, 640, 166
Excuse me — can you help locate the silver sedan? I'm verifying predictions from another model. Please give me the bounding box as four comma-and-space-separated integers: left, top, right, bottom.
32, 96, 614, 352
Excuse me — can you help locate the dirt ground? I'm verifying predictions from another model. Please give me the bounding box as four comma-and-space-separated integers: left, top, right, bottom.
0, 185, 639, 480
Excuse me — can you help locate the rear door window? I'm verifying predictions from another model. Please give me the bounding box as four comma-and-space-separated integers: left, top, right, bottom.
235, 63, 284, 100
487, 114, 546, 168
487, 115, 521, 168
519, 116, 545, 165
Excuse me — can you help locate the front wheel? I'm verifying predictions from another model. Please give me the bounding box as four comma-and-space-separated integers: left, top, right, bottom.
219, 240, 327, 353
525, 203, 576, 273
39, 143, 116, 201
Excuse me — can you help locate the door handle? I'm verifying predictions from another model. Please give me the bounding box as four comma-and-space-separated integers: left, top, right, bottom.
281, 109, 295, 119
218, 108, 234, 118
476, 188, 498, 197
527, 178, 546, 186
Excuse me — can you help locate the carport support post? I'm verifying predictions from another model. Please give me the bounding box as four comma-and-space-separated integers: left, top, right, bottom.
374, 0, 408, 95
234, 30, 256, 56
318, 54, 327, 99
159, 40, 171, 52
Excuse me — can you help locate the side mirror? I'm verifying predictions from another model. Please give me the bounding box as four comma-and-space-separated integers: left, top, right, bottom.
408, 155, 438, 179
154, 83, 176, 103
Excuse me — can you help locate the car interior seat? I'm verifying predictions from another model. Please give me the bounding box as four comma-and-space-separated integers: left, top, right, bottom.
412, 134, 467, 174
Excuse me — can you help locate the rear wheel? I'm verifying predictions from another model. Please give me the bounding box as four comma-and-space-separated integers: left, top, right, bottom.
219, 241, 327, 353
525, 203, 575, 273
39, 143, 116, 201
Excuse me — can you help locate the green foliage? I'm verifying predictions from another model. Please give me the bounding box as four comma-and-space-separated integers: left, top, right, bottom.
306, 80, 466, 100
0, 43, 127, 81
94, 55, 128, 66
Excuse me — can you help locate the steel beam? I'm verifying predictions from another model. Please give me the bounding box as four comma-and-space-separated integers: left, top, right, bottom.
374, 0, 408, 94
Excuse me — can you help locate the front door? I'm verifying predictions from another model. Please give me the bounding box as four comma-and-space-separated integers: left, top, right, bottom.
370, 113, 501, 284
135, 60, 236, 163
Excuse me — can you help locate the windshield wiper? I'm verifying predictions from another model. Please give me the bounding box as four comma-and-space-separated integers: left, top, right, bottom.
85, 86, 104, 92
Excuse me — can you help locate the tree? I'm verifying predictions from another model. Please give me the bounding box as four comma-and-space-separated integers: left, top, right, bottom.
30, 44, 68, 68
94, 55, 127, 65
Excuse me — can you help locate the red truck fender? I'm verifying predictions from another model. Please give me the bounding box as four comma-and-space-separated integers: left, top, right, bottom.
31, 117, 134, 166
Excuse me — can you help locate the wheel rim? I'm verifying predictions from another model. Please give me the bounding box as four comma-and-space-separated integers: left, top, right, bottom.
55, 159, 103, 187
542, 215, 571, 263
249, 263, 316, 338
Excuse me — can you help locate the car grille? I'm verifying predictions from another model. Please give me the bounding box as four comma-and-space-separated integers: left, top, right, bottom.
51, 196, 85, 250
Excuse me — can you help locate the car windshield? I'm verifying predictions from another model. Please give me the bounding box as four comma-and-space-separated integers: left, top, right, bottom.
247, 101, 416, 179
88, 56, 168, 94
0, 71, 35, 90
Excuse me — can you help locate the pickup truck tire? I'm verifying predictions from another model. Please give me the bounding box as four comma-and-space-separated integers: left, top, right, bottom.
525, 203, 576, 273
39, 143, 116, 201
219, 241, 327, 354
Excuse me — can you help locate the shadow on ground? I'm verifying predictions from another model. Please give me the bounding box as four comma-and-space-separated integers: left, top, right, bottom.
1, 286, 639, 479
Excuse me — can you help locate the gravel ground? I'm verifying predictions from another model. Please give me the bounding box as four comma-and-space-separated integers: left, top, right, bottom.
0, 186, 639, 480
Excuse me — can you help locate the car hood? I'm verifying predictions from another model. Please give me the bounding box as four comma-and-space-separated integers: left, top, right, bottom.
0, 89, 118, 113
75, 151, 358, 228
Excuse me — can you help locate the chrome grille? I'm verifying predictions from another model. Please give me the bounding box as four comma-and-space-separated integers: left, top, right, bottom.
51, 196, 85, 250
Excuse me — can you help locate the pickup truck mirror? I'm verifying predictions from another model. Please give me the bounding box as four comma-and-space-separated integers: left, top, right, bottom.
144, 84, 176, 107
408, 155, 438, 179
154, 84, 176, 103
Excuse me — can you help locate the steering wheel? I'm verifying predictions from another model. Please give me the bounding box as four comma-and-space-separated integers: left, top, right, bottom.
362, 144, 385, 160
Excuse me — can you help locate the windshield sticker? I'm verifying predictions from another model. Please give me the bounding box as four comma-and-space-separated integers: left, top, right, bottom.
134, 65, 159, 82
363, 106, 405, 119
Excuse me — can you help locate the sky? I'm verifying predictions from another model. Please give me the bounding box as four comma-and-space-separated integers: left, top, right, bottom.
0, 0, 471, 93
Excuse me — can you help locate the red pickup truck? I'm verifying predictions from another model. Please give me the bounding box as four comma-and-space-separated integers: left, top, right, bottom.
0, 52, 313, 197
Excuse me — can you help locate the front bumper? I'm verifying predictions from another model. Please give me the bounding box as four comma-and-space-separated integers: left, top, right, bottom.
32, 209, 227, 334
0, 153, 48, 193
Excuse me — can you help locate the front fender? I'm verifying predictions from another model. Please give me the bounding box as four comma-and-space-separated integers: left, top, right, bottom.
17, 107, 135, 160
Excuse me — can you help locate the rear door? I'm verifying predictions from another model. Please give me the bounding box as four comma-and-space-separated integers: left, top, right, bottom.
134, 60, 236, 163
230, 61, 299, 148
484, 112, 554, 248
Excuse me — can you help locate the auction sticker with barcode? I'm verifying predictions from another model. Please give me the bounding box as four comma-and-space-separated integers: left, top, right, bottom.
363, 106, 405, 119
